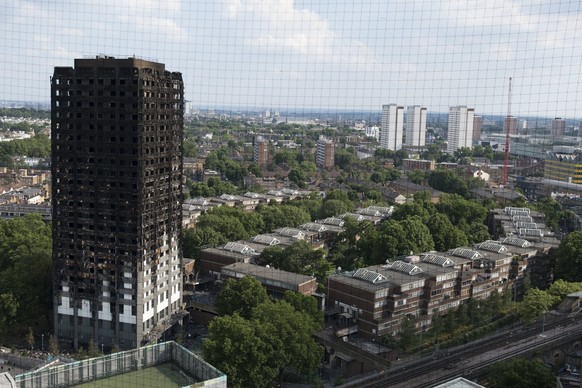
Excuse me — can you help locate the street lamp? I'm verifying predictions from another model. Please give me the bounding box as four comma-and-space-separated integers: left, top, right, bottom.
101, 344, 104, 354
41, 334, 44, 352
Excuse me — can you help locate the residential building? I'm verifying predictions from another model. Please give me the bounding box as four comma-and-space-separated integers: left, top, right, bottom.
326, 236, 538, 340
504, 116, 518, 135
380, 104, 404, 150
253, 136, 269, 167
544, 150, 582, 184
221, 262, 317, 297
551, 118, 566, 137
447, 106, 474, 152
405, 105, 427, 147
402, 158, 435, 171
51, 56, 184, 350
316, 138, 335, 169
473, 115, 483, 143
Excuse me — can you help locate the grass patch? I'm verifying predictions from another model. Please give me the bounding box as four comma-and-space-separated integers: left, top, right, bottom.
73, 362, 196, 388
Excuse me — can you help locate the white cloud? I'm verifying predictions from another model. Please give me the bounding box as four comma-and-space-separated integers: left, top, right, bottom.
228, 0, 379, 71
442, 0, 539, 32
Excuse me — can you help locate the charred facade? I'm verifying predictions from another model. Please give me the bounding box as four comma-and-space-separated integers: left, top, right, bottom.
51, 56, 184, 349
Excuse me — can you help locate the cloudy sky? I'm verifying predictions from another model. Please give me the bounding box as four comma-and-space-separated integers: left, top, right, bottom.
1, 0, 582, 116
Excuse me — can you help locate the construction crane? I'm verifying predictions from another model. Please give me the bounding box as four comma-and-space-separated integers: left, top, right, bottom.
502, 77, 512, 186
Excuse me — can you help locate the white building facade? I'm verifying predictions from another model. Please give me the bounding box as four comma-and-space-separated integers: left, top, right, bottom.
405, 105, 427, 147
447, 106, 475, 153
380, 104, 404, 151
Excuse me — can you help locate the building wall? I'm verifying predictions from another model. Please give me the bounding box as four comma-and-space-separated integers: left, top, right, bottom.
316, 139, 335, 169
504, 116, 519, 135
544, 159, 582, 184
473, 115, 483, 142
52, 57, 184, 350
551, 118, 566, 137
402, 159, 435, 171
380, 104, 404, 151
254, 137, 269, 167
405, 105, 427, 147
447, 106, 474, 153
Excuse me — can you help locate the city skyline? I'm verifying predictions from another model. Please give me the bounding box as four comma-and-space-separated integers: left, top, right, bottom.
2, 1, 582, 117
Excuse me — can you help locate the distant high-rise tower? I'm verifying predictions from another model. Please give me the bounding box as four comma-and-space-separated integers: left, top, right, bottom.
254, 136, 269, 167
380, 104, 404, 150
405, 105, 427, 147
316, 138, 335, 169
447, 106, 474, 152
473, 115, 483, 142
504, 116, 519, 135
51, 56, 184, 350
551, 118, 566, 137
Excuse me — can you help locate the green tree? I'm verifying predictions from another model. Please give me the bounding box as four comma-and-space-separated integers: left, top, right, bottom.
195, 213, 248, 241
215, 276, 270, 319
0, 293, 18, 332
48, 335, 59, 356
428, 169, 469, 197
252, 301, 323, 382
359, 220, 401, 265
465, 221, 491, 244
87, 338, 100, 357
435, 193, 488, 226
547, 279, 582, 300
427, 213, 468, 251
392, 202, 432, 223
260, 241, 331, 284
518, 288, 559, 323
318, 199, 349, 218
554, 231, 582, 282
408, 169, 426, 184
335, 148, 359, 170
26, 327, 34, 351
282, 291, 324, 329
330, 219, 370, 270
398, 217, 435, 254
0, 214, 52, 325
279, 206, 311, 227
288, 169, 307, 188
487, 358, 555, 388
398, 316, 415, 351
204, 313, 278, 388
182, 227, 227, 259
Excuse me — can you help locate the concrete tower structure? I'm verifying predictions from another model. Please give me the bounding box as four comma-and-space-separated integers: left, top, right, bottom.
405, 105, 427, 147
316, 138, 335, 169
473, 115, 483, 142
447, 106, 475, 153
380, 104, 404, 150
51, 56, 184, 350
253, 136, 269, 167
504, 116, 519, 135
551, 118, 566, 137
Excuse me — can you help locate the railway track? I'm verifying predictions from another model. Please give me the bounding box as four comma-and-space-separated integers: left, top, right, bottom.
347, 313, 581, 388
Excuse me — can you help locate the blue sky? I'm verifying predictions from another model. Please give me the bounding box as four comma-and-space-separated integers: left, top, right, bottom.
1, 0, 582, 117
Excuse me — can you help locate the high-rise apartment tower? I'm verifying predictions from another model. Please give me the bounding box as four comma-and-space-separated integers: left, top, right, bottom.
447, 106, 474, 153
473, 115, 483, 142
405, 105, 427, 147
254, 136, 269, 167
51, 56, 184, 350
380, 104, 404, 151
316, 138, 335, 169
504, 116, 519, 135
551, 118, 566, 137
